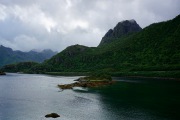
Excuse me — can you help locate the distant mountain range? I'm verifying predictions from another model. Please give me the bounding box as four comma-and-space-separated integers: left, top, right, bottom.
0, 45, 57, 67
1, 15, 180, 78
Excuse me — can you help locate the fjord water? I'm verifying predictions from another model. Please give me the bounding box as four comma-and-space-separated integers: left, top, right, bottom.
0, 73, 180, 120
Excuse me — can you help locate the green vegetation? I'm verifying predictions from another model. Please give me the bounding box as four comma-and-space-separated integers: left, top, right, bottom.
1, 62, 39, 73
1, 15, 180, 78
86, 72, 112, 81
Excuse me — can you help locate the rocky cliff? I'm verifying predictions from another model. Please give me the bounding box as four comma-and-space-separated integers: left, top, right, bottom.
99, 19, 142, 46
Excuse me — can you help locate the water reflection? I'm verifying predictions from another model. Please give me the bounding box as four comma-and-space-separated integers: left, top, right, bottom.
92, 78, 180, 120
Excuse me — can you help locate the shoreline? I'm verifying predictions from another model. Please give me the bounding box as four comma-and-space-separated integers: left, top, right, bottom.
45, 72, 180, 81
114, 76, 180, 81
2, 72, 180, 81
0, 72, 6, 75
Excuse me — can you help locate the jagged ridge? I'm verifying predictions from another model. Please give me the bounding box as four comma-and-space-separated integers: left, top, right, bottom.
99, 19, 142, 46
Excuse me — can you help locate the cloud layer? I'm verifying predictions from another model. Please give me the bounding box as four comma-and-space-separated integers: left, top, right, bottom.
0, 0, 180, 51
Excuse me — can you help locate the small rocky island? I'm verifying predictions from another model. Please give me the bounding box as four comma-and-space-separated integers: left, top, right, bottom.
45, 113, 60, 118
0, 71, 6, 75
58, 75, 115, 90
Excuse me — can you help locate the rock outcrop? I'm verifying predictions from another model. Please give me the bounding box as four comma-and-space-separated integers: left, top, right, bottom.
58, 77, 115, 90
0, 71, 6, 75
45, 113, 60, 118
99, 19, 142, 46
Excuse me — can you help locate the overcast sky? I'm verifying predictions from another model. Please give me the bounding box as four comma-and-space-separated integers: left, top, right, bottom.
0, 0, 179, 52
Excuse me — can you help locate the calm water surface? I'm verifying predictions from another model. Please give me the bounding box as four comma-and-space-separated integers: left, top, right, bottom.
0, 73, 180, 120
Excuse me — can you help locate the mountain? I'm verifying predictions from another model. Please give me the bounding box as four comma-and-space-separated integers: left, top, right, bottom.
45, 15, 180, 73
99, 19, 142, 46
43, 15, 179, 72
0, 45, 57, 67
43, 44, 95, 72
1, 15, 180, 77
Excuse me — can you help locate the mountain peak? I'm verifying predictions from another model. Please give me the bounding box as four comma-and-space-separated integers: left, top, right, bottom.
98, 19, 142, 46
0, 45, 13, 52
128, 19, 136, 23
120, 19, 136, 24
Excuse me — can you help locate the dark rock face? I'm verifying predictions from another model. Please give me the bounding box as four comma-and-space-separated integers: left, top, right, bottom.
99, 19, 142, 46
45, 113, 60, 118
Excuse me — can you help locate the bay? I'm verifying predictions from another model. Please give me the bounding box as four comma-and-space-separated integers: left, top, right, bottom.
0, 73, 180, 120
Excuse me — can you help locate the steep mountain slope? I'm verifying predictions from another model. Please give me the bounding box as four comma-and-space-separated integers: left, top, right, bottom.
99, 19, 142, 46
0, 45, 57, 67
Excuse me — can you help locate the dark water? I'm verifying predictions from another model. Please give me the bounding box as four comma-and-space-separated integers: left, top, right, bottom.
0, 73, 180, 120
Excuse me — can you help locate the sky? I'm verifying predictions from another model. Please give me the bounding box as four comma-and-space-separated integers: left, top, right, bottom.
0, 0, 179, 52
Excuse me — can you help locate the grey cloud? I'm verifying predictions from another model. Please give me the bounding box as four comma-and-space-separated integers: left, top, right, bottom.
0, 0, 179, 52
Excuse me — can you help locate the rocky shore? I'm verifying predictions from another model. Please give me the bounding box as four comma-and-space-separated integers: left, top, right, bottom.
0, 71, 6, 75
58, 76, 115, 90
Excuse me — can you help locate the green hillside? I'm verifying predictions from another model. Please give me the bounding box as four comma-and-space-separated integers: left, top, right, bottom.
45, 15, 180, 71
1, 15, 180, 78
